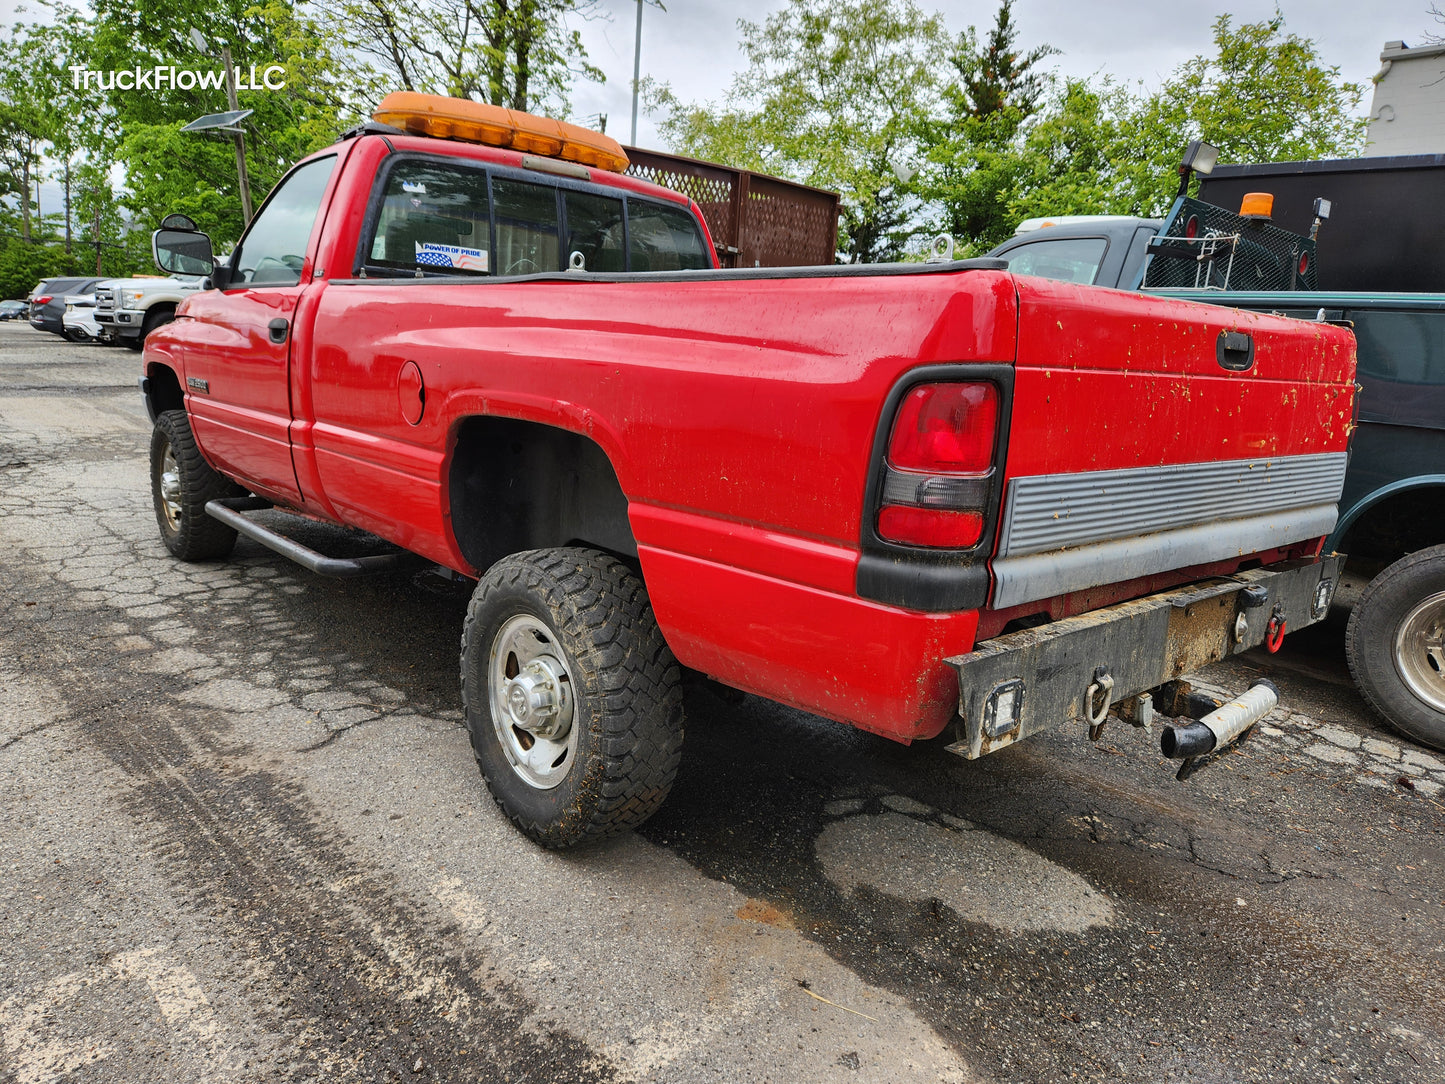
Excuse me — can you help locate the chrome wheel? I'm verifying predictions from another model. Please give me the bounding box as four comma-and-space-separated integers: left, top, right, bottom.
488, 614, 577, 789
1394, 590, 1445, 713
159, 445, 182, 531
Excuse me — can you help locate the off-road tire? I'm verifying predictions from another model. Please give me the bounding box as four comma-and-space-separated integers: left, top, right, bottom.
1347, 544, 1445, 751
460, 548, 684, 848
150, 409, 244, 560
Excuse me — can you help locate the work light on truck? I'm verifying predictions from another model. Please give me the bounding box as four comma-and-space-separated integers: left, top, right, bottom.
877, 381, 998, 549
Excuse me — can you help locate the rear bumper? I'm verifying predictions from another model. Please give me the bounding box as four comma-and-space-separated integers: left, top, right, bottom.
946, 555, 1341, 758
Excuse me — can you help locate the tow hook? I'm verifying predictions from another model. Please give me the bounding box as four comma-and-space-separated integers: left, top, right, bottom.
1085, 667, 1115, 740
1160, 679, 1279, 781
1264, 605, 1287, 653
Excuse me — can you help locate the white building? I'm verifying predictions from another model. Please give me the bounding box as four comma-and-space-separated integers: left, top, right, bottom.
1365, 40, 1445, 155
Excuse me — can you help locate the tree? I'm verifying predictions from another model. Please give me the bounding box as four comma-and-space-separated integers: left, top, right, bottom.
0, 24, 61, 242
651, 0, 951, 262
317, 0, 604, 114
83, 0, 351, 247
914, 0, 1059, 251
1111, 12, 1368, 215
924, 9, 1369, 251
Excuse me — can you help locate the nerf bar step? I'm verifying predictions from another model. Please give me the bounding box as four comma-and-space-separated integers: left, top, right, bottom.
205, 497, 423, 578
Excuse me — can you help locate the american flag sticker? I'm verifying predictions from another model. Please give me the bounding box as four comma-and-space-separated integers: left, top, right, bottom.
415, 242, 489, 272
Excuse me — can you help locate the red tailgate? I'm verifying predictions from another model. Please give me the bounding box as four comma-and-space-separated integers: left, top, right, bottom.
989, 278, 1357, 613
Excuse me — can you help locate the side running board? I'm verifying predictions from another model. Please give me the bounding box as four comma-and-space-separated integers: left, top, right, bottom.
205, 497, 425, 579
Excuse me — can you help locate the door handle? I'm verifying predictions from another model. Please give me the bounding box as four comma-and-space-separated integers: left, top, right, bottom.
268, 317, 289, 344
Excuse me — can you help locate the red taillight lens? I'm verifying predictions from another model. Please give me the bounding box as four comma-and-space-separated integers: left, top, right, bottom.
878, 506, 984, 548
1184, 215, 1199, 239
1298, 252, 1309, 275
887, 382, 998, 474
35, 295, 52, 305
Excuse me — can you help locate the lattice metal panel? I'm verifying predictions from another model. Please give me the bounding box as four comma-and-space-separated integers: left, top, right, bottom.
625, 147, 839, 268
1142, 195, 1318, 291
625, 149, 739, 263
742, 178, 840, 268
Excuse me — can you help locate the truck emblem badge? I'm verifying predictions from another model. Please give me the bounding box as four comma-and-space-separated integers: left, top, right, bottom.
187, 377, 210, 393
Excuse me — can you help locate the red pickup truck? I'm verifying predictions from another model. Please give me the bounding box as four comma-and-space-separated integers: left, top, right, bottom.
142, 93, 1356, 847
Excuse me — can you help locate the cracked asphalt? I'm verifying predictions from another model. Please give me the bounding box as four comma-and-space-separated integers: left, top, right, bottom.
1, 322, 1441, 1083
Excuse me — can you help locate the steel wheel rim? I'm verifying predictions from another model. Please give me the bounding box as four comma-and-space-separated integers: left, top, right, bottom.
1394, 589, 1445, 714
159, 445, 182, 531
488, 613, 577, 789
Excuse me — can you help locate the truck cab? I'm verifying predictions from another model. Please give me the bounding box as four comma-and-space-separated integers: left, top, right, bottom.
987, 215, 1160, 289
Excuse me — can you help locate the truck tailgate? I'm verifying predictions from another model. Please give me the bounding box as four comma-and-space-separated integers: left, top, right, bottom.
992, 278, 1357, 610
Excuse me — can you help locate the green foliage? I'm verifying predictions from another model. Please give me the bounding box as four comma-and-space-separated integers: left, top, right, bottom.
0, 19, 75, 241
1107, 13, 1367, 215
84, 0, 352, 247
0, 240, 87, 301
315, 0, 604, 114
651, 0, 952, 262
914, 0, 1058, 252
650, 4, 1368, 260
981, 11, 1369, 240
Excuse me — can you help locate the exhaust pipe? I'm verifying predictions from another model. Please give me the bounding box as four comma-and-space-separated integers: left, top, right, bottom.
1161, 679, 1278, 778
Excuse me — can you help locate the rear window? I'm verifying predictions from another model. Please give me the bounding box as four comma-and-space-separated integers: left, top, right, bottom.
628, 202, 711, 271
999, 237, 1108, 285
360, 156, 708, 277
370, 161, 492, 274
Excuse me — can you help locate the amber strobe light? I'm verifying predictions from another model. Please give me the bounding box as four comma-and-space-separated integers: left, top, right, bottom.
878, 382, 998, 549
1239, 192, 1274, 219
372, 92, 630, 173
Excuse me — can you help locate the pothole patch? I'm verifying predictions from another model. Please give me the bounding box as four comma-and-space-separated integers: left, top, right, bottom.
816, 811, 1114, 934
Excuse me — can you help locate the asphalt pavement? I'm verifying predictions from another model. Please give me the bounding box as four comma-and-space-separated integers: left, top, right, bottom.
1, 321, 1441, 1083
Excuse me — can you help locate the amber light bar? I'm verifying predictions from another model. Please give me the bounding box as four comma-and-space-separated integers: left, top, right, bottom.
372, 92, 630, 173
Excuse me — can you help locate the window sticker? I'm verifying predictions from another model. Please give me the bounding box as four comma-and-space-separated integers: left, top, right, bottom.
415, 242, 489, 272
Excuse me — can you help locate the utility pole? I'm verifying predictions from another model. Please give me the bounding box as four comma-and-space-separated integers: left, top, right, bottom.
93, 203, 102, 276
630, 0, 643, 146
64, 160, 72, 255
220, 45, 254, 222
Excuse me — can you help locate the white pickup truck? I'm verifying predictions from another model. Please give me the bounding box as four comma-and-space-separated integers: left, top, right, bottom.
94, 275, 205, 350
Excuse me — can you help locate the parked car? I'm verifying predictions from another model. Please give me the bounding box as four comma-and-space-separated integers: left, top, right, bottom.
61, 294, 102, 341
29, 277, 102, 337
0, 300, 28, 320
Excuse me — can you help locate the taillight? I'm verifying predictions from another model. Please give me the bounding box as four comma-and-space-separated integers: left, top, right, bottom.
1298, 252, 1309, 276
35, 295, 52, 305
1184, 215, 1199, 239
887, 383, 997, 473
878, 506, 983, 548
877, 381, 999, 549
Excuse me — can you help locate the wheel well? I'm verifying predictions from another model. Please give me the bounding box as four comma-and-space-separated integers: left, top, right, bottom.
146, 364, 184, 417
448, 416, 636, 574
1339, 486, 1445, 570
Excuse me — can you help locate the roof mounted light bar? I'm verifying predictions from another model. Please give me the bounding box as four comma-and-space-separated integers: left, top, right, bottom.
371, 92, 630, 173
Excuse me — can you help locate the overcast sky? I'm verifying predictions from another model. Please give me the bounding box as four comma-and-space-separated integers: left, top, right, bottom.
3, 0, 1441, 214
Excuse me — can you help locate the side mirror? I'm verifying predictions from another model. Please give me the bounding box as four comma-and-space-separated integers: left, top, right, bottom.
153, 227, 215, 277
